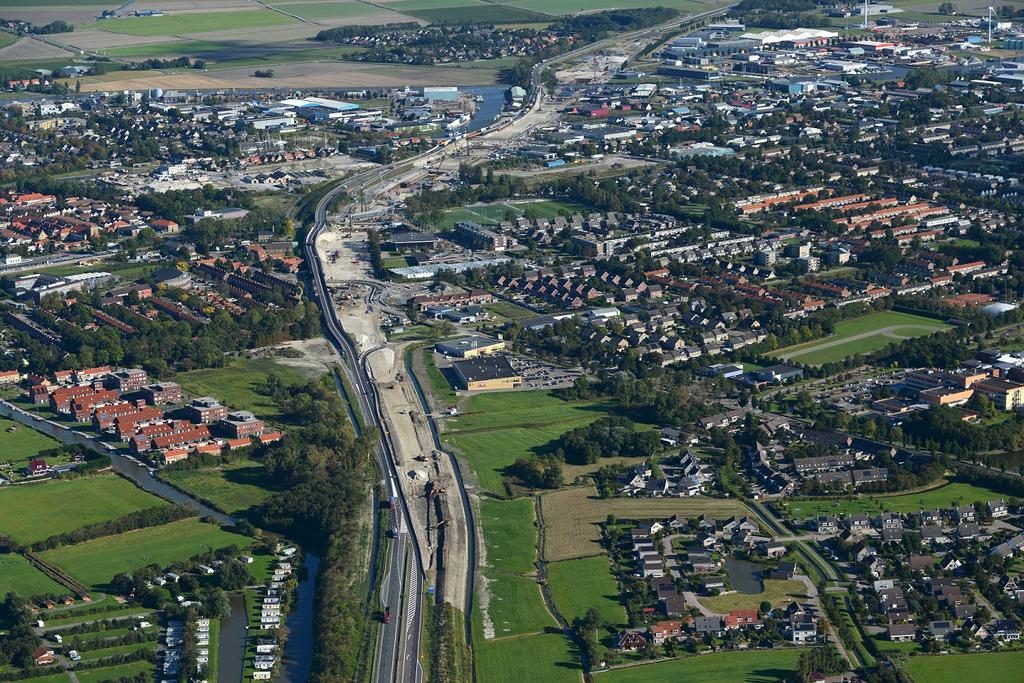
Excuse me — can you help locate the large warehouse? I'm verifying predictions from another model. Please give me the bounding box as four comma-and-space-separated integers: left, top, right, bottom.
452, 356, 522, 391
436, 336, 506, 359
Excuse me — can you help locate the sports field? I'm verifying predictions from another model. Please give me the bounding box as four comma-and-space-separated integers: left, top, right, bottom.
601, 649, 802, 682
539, 486, 747, 560
902, 651, 1024, 683
781, 479, 1007, 519
698, 579, 809, 613
480, 498, 537, 575
0, 475, 163, 545
0, 553, 66, 597
175, 358, 308, 425
0, 417, 61, 459
40, 518, 252, 589
443, 391, 612, 495
773, 311, 951, 366
547, 555, 626, 627
474, 631, 580, 683
161, 459, 275, 516
89, 10, 298, 36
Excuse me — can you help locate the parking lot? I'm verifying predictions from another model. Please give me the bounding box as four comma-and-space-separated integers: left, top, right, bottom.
507, 354, 582, 390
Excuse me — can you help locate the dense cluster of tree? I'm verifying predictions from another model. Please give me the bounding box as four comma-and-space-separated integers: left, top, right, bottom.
901, 405, 1024, 456
550, 7, 678, 42
506, 455, 563, 489
252, 376, 377, 682
796, 645, 845, 682
33, 20, 73, 34
555, 416, 660, 465
0, 593, 40, 670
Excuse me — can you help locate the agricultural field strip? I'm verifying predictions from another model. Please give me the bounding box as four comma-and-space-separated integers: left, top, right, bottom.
39, 518, 251, 588
0, 475, 165, 545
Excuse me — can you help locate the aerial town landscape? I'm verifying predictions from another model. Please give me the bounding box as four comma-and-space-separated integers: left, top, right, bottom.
5, 0, 1024, 682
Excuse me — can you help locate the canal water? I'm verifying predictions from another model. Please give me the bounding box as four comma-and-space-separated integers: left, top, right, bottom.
724, 557, 767, 594
276, 552, 320, 683
464, 85, 507, 132
219, 593, 248, 683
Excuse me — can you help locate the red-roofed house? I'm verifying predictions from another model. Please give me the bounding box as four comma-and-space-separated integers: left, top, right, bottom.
725, 609, 761, 629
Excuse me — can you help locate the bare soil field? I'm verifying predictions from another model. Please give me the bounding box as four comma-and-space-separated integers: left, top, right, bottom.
538, 486, 749, 561
0, 36, 74, 60
251, 338, 339, 377
74, 59, 501, 91
0, 6, 110, 27
132, 0, 255, 10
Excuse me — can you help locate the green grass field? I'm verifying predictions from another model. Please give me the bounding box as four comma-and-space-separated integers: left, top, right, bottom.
11, 672, 67, 683
0, 417, 61, 459
482, 301, 536, 320
0, 554, 67, 597
175, 358, 308, 425
89, 10, 298, 36
421, 348, 457, 404
405, 4, 552, 22
444, 391, 612, 494
474, 631, 579, 683
161, 459, 275, 516
698, 579, 809, 614
40, 518, 252, 589
0, 475, 163, 545
79, 641, 154, 662
902, 651, 1024, 683
383, 0, 486, 10
547, 555, 626, 627
272, 0, 396, 20
602, 649, 802, 682
486, 572, 556, 637
480, 498, 537, 575
773, 311, 951, 366
780, 479, 1007, 519
74, 660, 154, 683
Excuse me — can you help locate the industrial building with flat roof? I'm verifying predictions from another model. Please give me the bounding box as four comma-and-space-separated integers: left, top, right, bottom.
435, 336, 506, 359
452, 356, 522, 391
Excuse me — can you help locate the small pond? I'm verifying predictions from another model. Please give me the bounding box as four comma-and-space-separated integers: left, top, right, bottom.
724, 557, 766, 594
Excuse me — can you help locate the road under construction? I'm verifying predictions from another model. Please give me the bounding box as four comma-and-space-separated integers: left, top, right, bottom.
301, 5, 735, 681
